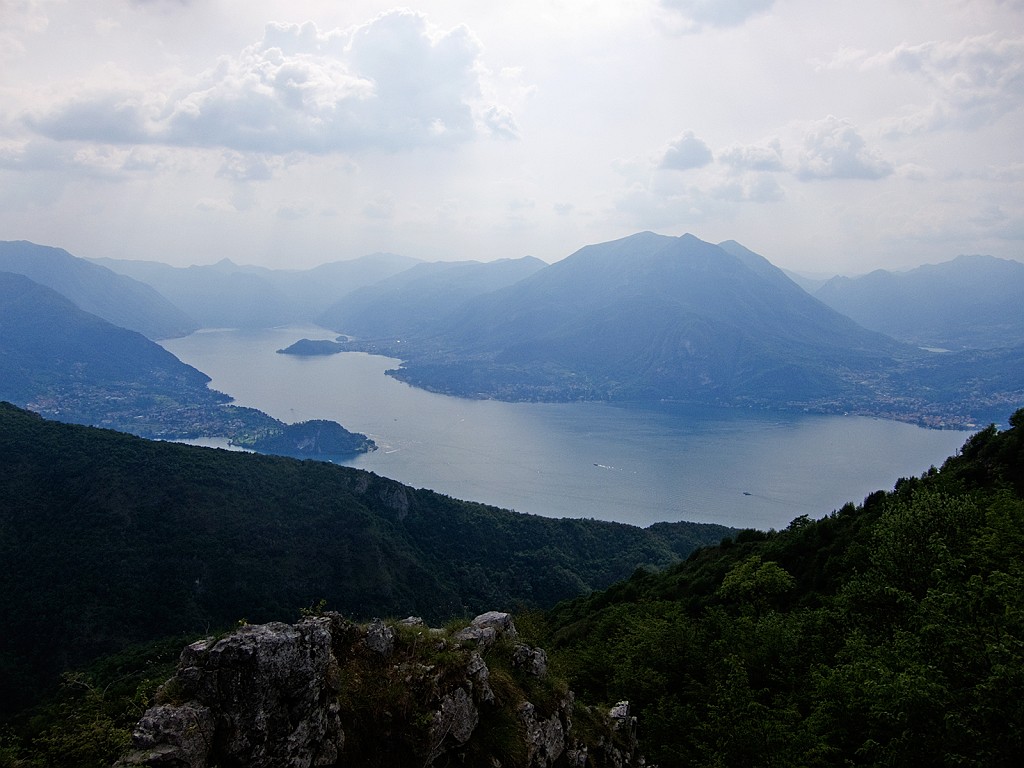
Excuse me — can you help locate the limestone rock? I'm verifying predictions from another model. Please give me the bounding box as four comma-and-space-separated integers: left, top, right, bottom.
115, 703, 214, 768
452, 610, 518, 651
115, 612, 646, 768
364, 617, 395, 656
117, 617, 343, 768
512, 642, 549, 678
519, 697, 569, 767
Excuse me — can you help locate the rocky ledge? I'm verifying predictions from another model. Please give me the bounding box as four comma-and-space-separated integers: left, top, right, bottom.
114, 612, 643, 767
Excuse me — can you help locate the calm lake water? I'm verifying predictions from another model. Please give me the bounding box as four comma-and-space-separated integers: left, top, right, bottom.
162, 327, 974, 531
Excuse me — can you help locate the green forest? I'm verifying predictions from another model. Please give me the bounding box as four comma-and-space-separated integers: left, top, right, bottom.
0, 402, 728, 719
540, 409, 1024, 766
1, 403, 1021, 766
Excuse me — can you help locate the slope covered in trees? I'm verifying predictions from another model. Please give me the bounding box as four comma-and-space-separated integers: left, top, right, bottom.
541, 409, 1024, 766
0, 402, 731, 721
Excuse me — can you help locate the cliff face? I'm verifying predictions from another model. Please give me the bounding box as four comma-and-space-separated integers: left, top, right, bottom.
115, 612, 642, 768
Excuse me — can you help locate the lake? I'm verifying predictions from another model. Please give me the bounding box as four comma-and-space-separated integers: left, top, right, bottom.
162, 327, 974, 531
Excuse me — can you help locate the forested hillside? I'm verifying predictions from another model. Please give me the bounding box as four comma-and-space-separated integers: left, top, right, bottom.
541, 409, 1024, 766
0, 402, 731, 721
2, 407, 1020, 766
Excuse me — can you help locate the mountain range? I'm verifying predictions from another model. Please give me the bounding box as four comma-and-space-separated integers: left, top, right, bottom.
3, 233, 1021, 430
90, 250, 420, 329
0, 240, 196, 339
0, 270, 224, 428
813, 254, 1024, 350
322, 232, 1021, 425
0, 270, 374, 454
317, 255, 547, 338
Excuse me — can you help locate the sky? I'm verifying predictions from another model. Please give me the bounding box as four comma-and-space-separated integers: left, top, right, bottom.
1, 0, 1022, 275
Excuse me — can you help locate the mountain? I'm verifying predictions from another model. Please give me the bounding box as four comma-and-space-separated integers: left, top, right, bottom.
0, 401, 734, 718
275, 251, 423, 314
0, 270, 227, 429
542, 409, 1024, 765
317, 256, 547, 339
814, 254, 1024, 349
93, 251, 421, 329
357, 232, 909, 405
0, 240, 197, 339
0, 271, 374, 452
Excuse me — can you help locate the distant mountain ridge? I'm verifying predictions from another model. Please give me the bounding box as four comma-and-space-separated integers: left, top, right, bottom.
813, 254, 1024, 349
6, 234, 1021, 428
0, 240, 197, 339
92, 251, 422, 329
0, 271, 374, 454
317, 256, 547, 338
331, 232, 909, 406
0, 270, 222, 423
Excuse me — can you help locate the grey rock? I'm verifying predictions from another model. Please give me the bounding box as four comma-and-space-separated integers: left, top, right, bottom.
519, 699, 568, 767
364, 618, 395, 656
466, 650, 494, 703
609, 700, 631, 722
452, 611, 518, 651
512, 643, 549, 678
117, 617, 343, 768
115, 703, 214, 768
115, 613, 646, 768
432, 686, 479, 746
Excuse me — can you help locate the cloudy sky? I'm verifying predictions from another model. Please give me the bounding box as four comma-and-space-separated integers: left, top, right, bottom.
1, 0, 1022, 274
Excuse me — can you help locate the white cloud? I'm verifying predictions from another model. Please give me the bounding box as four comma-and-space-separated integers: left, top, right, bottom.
841, 34, 1024, 134
796, 116, 893, 180
0, 137, 168, 179
217, 152, 277, 182
718, 139, 784, 171
480, 104, 520, 140
19, 10, 512, 155
659, 131, 713, 171
660, 0, 774, 32
712, 173, 784, 203
0, 0, 49, 60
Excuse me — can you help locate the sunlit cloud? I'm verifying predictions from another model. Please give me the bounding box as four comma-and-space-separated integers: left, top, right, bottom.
796, 116, 893, 181
834, 34, 1024, 134
659, 131, 713, 171
20, 10, 513, 156
718, 140, 784, 172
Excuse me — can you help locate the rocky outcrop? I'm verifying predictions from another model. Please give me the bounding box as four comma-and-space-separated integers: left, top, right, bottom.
115, 612, 642, 768
117, 618, 343, 767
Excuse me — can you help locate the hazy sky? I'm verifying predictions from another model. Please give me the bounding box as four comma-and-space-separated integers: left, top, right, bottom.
1, 0, 1022, 274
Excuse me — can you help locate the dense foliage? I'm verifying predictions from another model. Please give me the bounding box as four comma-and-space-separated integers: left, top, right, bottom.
541, 409, 1024, 766
0, 402, 730, 722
